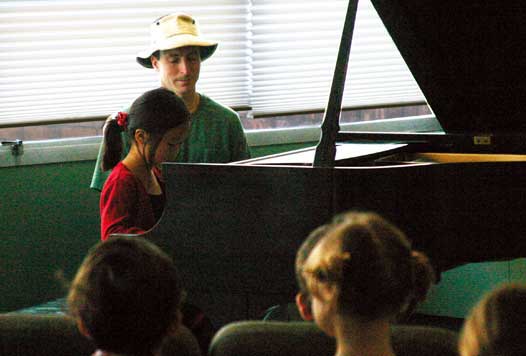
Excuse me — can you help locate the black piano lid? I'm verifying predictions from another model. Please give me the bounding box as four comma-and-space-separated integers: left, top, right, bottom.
369, 0, 526, 135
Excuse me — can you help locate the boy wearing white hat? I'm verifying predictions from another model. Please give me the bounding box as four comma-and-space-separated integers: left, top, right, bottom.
91, 13, 250, 191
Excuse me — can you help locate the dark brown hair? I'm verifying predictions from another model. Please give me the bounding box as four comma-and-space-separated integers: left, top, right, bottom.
67, 237, 182, 355
102, 87, 190, 171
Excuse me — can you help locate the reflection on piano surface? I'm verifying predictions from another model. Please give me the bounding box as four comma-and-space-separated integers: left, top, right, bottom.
132, 0, 526, 327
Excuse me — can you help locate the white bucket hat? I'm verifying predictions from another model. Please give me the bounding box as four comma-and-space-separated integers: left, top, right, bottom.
136, 13, 218, 68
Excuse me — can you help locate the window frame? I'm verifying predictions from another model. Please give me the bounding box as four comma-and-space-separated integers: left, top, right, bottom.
0, 114, 442, 168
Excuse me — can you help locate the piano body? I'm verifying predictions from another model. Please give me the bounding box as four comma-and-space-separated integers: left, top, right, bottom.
140, 0, 526, 327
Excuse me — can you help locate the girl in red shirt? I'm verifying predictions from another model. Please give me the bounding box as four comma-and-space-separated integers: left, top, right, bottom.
100, 87, 190, 240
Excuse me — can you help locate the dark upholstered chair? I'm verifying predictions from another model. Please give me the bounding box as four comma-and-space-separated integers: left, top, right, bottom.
0, 314, 94, 356
0, 313, 201, 356
391, 324, 459, 356
209, 321, 459, 356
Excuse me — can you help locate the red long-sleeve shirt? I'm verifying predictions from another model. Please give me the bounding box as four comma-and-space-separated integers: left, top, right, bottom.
100, 162, 164, 240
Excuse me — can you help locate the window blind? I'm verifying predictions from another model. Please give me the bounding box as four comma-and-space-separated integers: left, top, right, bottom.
0, 0, 250, 125
251, 0, 425, 116
0, 0, 425, 126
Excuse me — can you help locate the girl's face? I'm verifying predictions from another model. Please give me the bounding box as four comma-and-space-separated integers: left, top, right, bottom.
150, 124, 190, 167
310, 285, 337, 337
303, 239, 338, 337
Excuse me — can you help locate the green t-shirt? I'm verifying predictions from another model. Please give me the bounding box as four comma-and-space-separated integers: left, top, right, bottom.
90, 94, 250, 191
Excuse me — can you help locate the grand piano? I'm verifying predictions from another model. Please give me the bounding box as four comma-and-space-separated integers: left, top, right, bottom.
139, 0, 526, 328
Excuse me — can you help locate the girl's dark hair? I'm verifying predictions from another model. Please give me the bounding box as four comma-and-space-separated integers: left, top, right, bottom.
102, 87, 190, 171
67, 237, 182, 355
304, 211, 435, 321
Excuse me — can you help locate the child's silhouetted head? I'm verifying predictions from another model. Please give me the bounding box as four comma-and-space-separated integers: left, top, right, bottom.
68, 236, 182, 356
300, 211, 435, 337
459, 283, 526, 356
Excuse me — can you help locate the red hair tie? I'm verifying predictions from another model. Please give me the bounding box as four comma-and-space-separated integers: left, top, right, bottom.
116, 112, 128, 129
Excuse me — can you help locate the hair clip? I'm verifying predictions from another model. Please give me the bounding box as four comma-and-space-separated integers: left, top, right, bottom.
116, 112, 128, 129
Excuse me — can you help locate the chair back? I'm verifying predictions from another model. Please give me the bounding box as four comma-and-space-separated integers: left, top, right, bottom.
0, 313, 202, 356
0, 314, 94, 356
209, 321, 459, 356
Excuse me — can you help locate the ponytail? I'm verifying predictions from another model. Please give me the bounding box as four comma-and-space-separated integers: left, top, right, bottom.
101, 113, 127, 171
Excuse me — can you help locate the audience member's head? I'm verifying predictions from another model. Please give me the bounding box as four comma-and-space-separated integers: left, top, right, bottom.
299, 211, 435, 336
459, 283, 526, 356
67, 236, 182, 356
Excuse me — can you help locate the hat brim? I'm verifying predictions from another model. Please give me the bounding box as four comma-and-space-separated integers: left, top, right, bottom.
136, 34, 218, 68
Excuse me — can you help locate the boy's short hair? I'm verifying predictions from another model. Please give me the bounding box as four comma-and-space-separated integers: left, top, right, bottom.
68, 237, 182, 355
